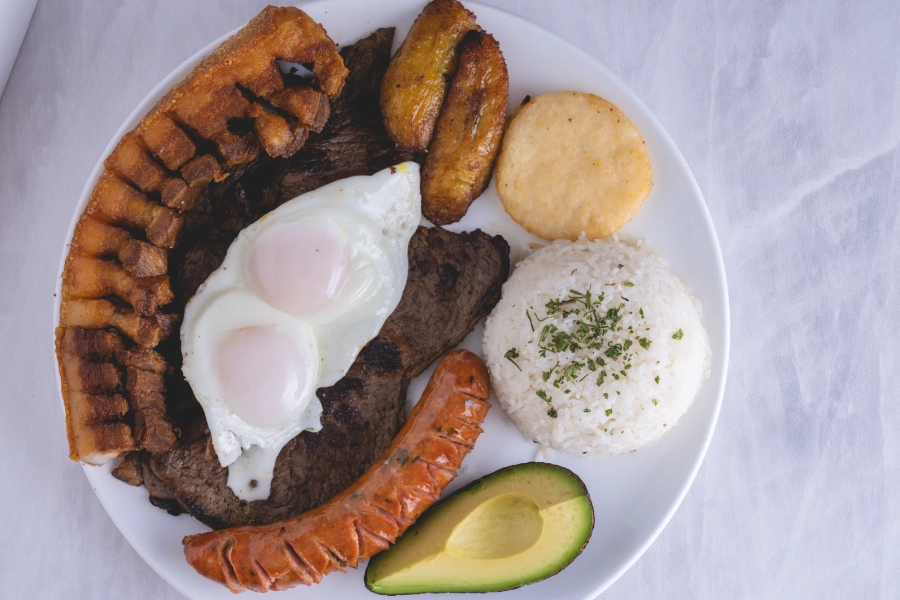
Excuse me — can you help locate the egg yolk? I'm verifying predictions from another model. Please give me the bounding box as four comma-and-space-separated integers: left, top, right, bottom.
244, 220, 349, 315
215, 326, 314, 428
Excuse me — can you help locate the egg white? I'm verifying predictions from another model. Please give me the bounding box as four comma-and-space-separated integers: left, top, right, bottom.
181, 163, 421, 500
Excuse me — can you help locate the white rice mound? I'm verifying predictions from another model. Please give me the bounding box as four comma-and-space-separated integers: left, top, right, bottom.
483, 237, 710, 456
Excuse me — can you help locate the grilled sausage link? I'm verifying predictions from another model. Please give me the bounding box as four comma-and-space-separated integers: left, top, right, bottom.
421, 30, 508, 225
183, 350, 491, 592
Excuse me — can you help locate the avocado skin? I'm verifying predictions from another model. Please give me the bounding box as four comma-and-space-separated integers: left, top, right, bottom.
364, 462, 594, 595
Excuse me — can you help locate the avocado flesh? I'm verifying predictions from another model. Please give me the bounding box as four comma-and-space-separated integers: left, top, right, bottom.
365, 462, 594, 595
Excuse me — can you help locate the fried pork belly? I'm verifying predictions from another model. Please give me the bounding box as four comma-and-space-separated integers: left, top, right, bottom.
58, 327, 135, 465
111, 452, 145, 487
126, 366, 175, 453
58, 327, 178, 464
57, 6, 348, 465
72, 217, 168, 278
60, 300, 172, 349
65, 257, 173, 316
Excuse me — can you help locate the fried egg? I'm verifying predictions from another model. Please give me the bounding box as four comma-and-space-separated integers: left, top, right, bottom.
181, 163, 421, 500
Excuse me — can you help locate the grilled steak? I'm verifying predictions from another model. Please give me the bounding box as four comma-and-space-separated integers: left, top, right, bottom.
141, 29, 511, 529
150, 227, 509, 528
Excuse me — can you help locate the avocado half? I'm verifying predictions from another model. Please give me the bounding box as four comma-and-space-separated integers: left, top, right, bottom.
365, 462, 594, 595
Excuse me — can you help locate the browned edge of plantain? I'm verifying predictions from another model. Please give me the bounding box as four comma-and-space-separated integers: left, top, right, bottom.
380, 0, 478, 151
421, 29, 509, 226
56, 6, 348, 465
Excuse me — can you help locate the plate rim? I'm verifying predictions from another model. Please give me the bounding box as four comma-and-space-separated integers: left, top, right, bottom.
51, 1, 731, 598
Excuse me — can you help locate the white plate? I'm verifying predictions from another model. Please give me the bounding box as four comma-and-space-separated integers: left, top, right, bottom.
53, 1, 730, 598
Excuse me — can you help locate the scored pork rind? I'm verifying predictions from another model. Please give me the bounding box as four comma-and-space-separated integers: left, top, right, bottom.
56, 6, 349, 465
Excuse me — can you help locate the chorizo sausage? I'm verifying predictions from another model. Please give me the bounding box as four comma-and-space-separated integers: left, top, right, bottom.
182, 349, 491, 592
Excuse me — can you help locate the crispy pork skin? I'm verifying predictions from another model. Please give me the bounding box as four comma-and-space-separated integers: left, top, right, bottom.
57, 6, 348, 465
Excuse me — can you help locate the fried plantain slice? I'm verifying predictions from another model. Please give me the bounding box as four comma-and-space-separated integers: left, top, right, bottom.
421, 30, 508, 225
380, 0, 477, 151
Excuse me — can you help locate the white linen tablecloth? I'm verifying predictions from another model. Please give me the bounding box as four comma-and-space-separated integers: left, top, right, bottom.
1, 1, 897, 598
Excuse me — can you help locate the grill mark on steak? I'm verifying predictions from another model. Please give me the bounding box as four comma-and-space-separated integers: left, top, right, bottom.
358, 339, 402, 373
142, 29, 510, 528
